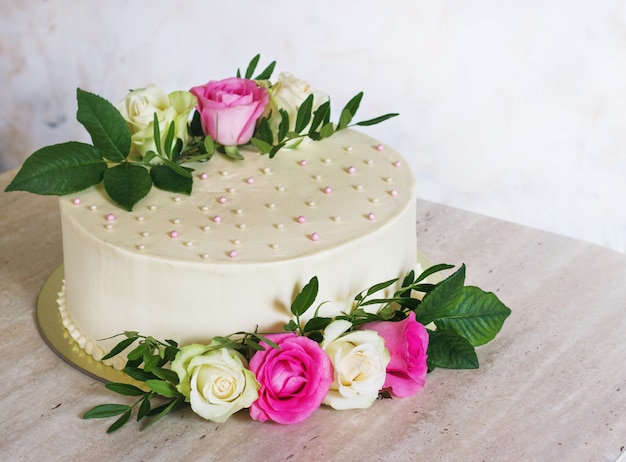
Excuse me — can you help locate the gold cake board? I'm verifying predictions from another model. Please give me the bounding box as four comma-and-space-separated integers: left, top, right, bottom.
36, 265, 139, 386
37, 255, 434, 385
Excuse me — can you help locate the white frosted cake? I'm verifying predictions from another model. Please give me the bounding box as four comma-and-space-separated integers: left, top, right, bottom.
57, 129, 417, 367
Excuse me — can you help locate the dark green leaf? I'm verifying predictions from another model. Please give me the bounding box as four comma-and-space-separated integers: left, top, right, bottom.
152, 367, 179, 384
190, 110, 203, 137
103, 162, 152, 211
309, 100, 331, 134
283, 319, 298, 332
291, 276, 319, 317
427, 329, 479, 370
105, 382, 146, 397
143, 353, 160, 372
142, 396, 184, 431
354, 113, 399, 127
4, 142, 106, 195
76, 88, 130, 162
365, 278, 399, 297
303, 316, 333, 333
277, 109, 290, 142
145, 380, 181, 398
435, 286, 511, 346
102, 335, 138, 361
137, 396, 152, 420
415, 263, 455, 284
244, 54, 260, 79
256, 117, 274, 144
107, 409, 132, 433
254, 60, 276, 80
83, 403, 130, 419
163, 121, 176, 159
125, 367, 157, 382
294, 94, 314, 134
150, 164, 192, 195
416, 264, 466, 325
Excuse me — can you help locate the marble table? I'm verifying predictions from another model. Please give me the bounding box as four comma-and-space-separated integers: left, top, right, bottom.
1, 169, 624, 461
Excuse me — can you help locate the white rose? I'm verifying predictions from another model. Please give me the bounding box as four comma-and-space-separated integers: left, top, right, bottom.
321, 319, 390, 410
117, 84, 197, 158
265, 72, 329, 142
171, 345, 260, 423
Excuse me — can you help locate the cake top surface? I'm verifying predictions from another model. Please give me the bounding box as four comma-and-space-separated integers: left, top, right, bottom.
60, 129, 416, 263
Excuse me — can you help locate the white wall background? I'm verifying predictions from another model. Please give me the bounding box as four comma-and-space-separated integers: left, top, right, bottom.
2, 0, 625, 252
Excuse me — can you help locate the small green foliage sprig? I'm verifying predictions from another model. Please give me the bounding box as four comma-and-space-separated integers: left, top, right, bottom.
5, 55, 397, 211
83, 263, 510, 432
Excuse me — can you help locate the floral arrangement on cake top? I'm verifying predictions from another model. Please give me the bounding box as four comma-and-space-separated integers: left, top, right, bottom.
4, 55, 397, 211
84, 264, 510, 432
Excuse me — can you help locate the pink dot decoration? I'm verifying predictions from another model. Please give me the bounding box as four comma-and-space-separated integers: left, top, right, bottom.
246, 176, 255, 184
105, 213, 115, 222
376, 144, 385, 151
169, 230, 179, 238
323, 186, 333, 194
390, 189, 398, 197
228, 249, 238, 258
72, 197, 81, 205
310, 232, 320, 241
200, 172, 208, 180
347, 166, 356, 174
218, 196, 227, 204
213, 215, 222, 223
393, 160, 402, 168
297, 215, 306, 224
299, 160, 307, 166
367, 213, 376, 221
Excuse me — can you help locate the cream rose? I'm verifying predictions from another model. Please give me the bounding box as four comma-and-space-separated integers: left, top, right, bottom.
321, 320, 390, 410
117, 84, 196, 158
171, 344, 259, 423
265, 72, 329, 140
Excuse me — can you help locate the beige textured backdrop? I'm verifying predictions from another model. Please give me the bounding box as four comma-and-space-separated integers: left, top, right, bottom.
2, 0, 625, 252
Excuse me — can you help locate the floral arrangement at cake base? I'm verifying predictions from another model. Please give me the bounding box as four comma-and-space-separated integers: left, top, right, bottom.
83, 263, 510, 432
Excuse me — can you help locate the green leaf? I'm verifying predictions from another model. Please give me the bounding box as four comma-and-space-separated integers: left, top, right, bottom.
337, 92, 363, 130
142, 396, 184, 431
294, 94, 314, 134
137, 396, 152, 420
150, 164, 192, 195
415, 263, 455, 284
416, 264, 466, 325
143, 353, 160, 372
5, 142, 106, 195
76, 88, 130, 162
255, 60, 276, 81
107, 409, 132, 433
83, 403, 130, 419
277, 109, 290, 142
365, 278, 399, 298
223, 145, 244, 160
290, 276, 319, 317
244, 54, 260, 79
250, 137, 273, 154
354, 113, 399, 127
319, 122, 335, 139
303, 316, 333, 333
427, 329, 479, 370
283, 319, 298, 332
126, 343, 148, 362
151, 367, 179, 384
125, 367, 157, 382
101, 335, 138, 361
190, 110, 203, 137
163, 121, 176, 159
145, 380, 181, 398
203, 135, 215, 155
309, 100, 331, 134
103, 163, 152, 211
105, 382, 146, 397
435, 286, 511, 346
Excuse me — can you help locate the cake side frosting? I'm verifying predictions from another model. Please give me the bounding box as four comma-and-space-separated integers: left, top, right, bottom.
58, 129, 417, 363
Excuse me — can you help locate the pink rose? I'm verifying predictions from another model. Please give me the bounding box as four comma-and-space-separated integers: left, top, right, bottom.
190, 77, 269, 146
361, 311, 429, 397
248, 333, 333, 424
